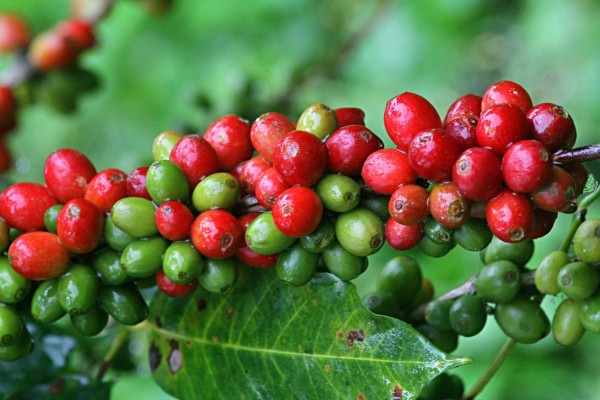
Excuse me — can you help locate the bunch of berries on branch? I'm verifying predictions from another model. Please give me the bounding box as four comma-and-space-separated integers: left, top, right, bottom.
0, 80, 591, 361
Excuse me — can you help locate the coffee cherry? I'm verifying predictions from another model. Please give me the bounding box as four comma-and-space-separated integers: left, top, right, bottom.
204, 115, 253, 171
449, 294, 487, 337
272, 186, 323, 238
483, 236, 534, 267
29, 30, 78, 70
423, 218, 454, 245
126, 166, 152, 200
452, 147, 502, 201
296, 103, 338, 140
375, 255, 422, 308
192, 172, 240, 212
44, 205, 63, 234
91, 247, 130, 286
198, 257, 238, 294
31, 279, 65, 324
486, 190, 534, 243
103, 216, 136, 252
300, 216, 336, 254
58, 264, 99, 315
418, 235, 455, 258
501, 140, 552, 193
56, 19, 95, 52
481, 80, 533, 114
454, 218, 492, 251
408, 128, 461, 182
418, 372, 464, 400
111, 197, 158, 238
578, 293, 600, 334
322, 241, 368, 281
361, 149, 417, 195
57, 198, 104, 254
0, 14, 30, 53
250, 112, 295, 163
414, 323, 458, 353
526, 103, 576, 152
84, 168, 128, 213
235, 213, 278, 268
326, 125, 383, 176
44, 148, 97, 203
190, 210, 243, 259
8, 232, 70, 280
530, 166, 576, 213
276, 242, 319, 286
162, 241, 205, 284
444, 114, 479, 150
476, 104, 531, 156
429, 181, 470, 228
557, 261, 599, 301
530, 208, 558, 240
424, 299, 455, 331
335, 208, 384, 257
121, 236, 169, 278
245, 212, 295, 255
152, 130, 183, 161
413, 277, 435, 309
98, 284, 149, 326
146, 160, 190, 205
315, 173, 361, 213
239, 156, 270, 195
534, 250, 569, 295
0, 326, 33, 362
0, 304, 23, 346
494, 297, 550, 344
552, 298, 585, 346
573, 219, 600, 263
334, 107, 365, 127
564, 163, 589, 197
70, 304, 109, 336
255, 167, 290, 209
273, 130, 328, 187
0, 85, 16, 134
385, 218, 423, 251
155, 200, 194, 241
475, 260, 521, 303
362, 292, 400, 318
0, 182, 58, 231
169, 134, 219, 188
384, 92, 442, 151
156, 270, 198, 298
360, 192, 391, 221
444, 93, 482, 124
389, 184, 429, 226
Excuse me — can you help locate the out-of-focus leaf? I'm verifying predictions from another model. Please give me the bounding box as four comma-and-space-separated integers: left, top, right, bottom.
6, 375, 112, 400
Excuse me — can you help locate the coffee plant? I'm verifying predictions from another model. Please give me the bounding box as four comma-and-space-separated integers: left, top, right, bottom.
1, 1, 600, 399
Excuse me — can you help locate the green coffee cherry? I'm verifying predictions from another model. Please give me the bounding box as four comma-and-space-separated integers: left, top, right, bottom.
578, 292, 600, 333
418, 235, 455, 258
192, 172, 240, 212
322, 241, 368, 281
91, 247, 130, 286
418, 372, 464, 400
494, 297, 550, 343
104, 216, 136, 252
245, 212, 295, 255
152, 130, 183, 161
359, 193, 390, 222
424, 299, 455, 331
534, 251, 570, 295
413, 277, 435, 309
58, 264, 99, 316
315, 174, 361, 213
31, 279, 65, 324
121, 236, 169, 278
475, 260, 521, 304
454, 218, 492, 251
414, 323, 458, 353
146, 160, 190, 204
0, 304, 24, 346
275, 242, 319, 286
44, 204, 63, 233
70, 304, 109, 337
300, 216, 336, 254
0, 326, 33, 362
199, 258, 239, 294
557, 261, 599, 301
0, 257, 31, 304
423, 219, 454, 245
573, 219, 600, 263
552, 298, 585, 346
362, 292, 400, 318
99, 284, 149, 326
163, 241, 205, 284
375, 256, 422, 308
111, 197, 158, 238
449, 294, 487, 337
335, 208, 384, 257
483, 236, 534, 267
295, 103, 338, 140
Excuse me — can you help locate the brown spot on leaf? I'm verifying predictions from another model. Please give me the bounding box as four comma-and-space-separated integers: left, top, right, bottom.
337, 331, 344, 339
198, 298, 207, 312
155, 316, 162, 328
357, 395, 366, 400
311, 298, 318, 306
393, 384, 403, 400
49, 378, 65, 395
149, 342, 162, 373
212, 337, 220, 343
323, 364, 331, 373
168, 340, 182, 374
226, 308, 234, 319
346, 330, 365, 347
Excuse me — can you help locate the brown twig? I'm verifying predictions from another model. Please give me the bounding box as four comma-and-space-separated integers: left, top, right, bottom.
553, 143, 600, 165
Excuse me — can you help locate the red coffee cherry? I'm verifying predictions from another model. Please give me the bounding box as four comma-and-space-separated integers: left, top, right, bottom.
408, 128, 461, 182
126, 166, 152, 200
169, 134, 219, 188
250, 112, 295, 164
481, 80, 533, 114
385, 217, 423, 250
84, 169, 128, 213
0, 138, 12, 173
57, 198, 104, 254
384, 92, 442, 151
0, 13, 30, 53
501, 140, 552, 193
273, 130, 328, 187
476, 103, 531, 156
272, 186, 323, 237
444, 114, 479, 150
204, 115, 253, 171
526, 103, 576, 152
0, 182, 57, 231
190, 209, 243, 259
530, 208, 558, 240
452, 147, 502, 201
28, 30, 78, 70
326, 125, 383, 176
564, 163, 589, 197
239, 156, 271, 195
443, 94, 482, 124
156, 270, 198, 297
255, 167, 290, 210
156, 200, 194, 241
44, 148, 97, 203
236, 212, 278, 268
334, 107, 365, 127
0, 85, 17, 133
56, 19, 95, 53
486, 189, 534, 243
361, 149, 416, 195
429, 181, 471, 228
389, 184, 429, 225
9, 231, 70, 280
530, 166, 577, 213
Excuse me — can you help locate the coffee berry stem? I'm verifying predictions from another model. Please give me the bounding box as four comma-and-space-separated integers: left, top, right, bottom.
560, 185, 600, 252
553, 143, 600, 165
95, 326, 131, 381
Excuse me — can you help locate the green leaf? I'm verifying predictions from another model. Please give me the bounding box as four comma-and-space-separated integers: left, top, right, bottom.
148, 269, 469, 399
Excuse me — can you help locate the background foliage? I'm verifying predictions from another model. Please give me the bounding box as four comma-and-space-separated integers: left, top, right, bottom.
1, 0, 599, 398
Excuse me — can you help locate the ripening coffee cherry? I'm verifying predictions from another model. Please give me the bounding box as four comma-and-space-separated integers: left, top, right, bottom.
385, 218, 423, 251
0, 256, 30, 304
84, 168, 128, 213
191, 210, 243, 259
475, 260, 521, 304
57, 198, 104, 254
300, 216, 336, 254
444, 114, 479, 150
335, 208, 384, 257
126, 166, 152, 200
526, 103, 577, 152
8, 232, 70, 280
334, 107, 365, 127
375, 255, 422, 308
530, 208, 558, 240
250, 112, 295, 164
483, 236, 534, 267
146, 160, 190, 205
31, 279, 65, 324
296, 103, 338, 140
152, 130, 183, 162
557, 261, 599, 301
452, 147, 502, 201
429, 181, 470, 228
245, 212, 295, 255
454, 218, 493, 251
235, 213, 278, 268
272, 186, 323, 238
0, 14, 30, 53
501, 140, 552, 193
486, 190, 534, 243
276, 242, 319, 286
111, 197, 158, 238
273, 130, 328, 187
58, 264, 99, 316
44, 148, 97, 203
255, 167, 290, 209
121, 236, 169, 278
444, 93, 482, 124
199, 257, 238, 294
239, 156, 270, 195
325, 125, 383, 176
494, 297, 550, 344
418, 235, 456, 258
156, 270, 198, 298
476, 104, 531, 156
315, 173, 361, 213
423, 218, 454, 245
192, 172, 240, 212
169, 134, 219, 188
70, 304, 109, 336
578, 293, 600, 334
91, 247, 130, 286
534, 250, 570, 295
388, 184, 429, 226
530, 166, 577, 213
361, 149, 417, 195
98, 284, 149, 326
322, 241, 368, 281
552, 298, 585, 346
449, 294, 487, 337
162, 241, 205, 284
0, 182, 58, 231
408, 128, 461, 182
360, 192, 391, 222
204, 115, 253, 171
0, 303, 23, 346
573, 219, 600, 264
29, 30, 78, 70
481, 80, 533, 114
0, 326, 33, 362
155, 200, 194, 241
104, 216, 136, 252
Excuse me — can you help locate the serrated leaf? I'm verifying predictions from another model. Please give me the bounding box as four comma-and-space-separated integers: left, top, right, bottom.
148, 269, 469, 399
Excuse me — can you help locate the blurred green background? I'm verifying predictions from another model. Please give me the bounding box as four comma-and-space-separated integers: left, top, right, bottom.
1, 0, 600, 398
